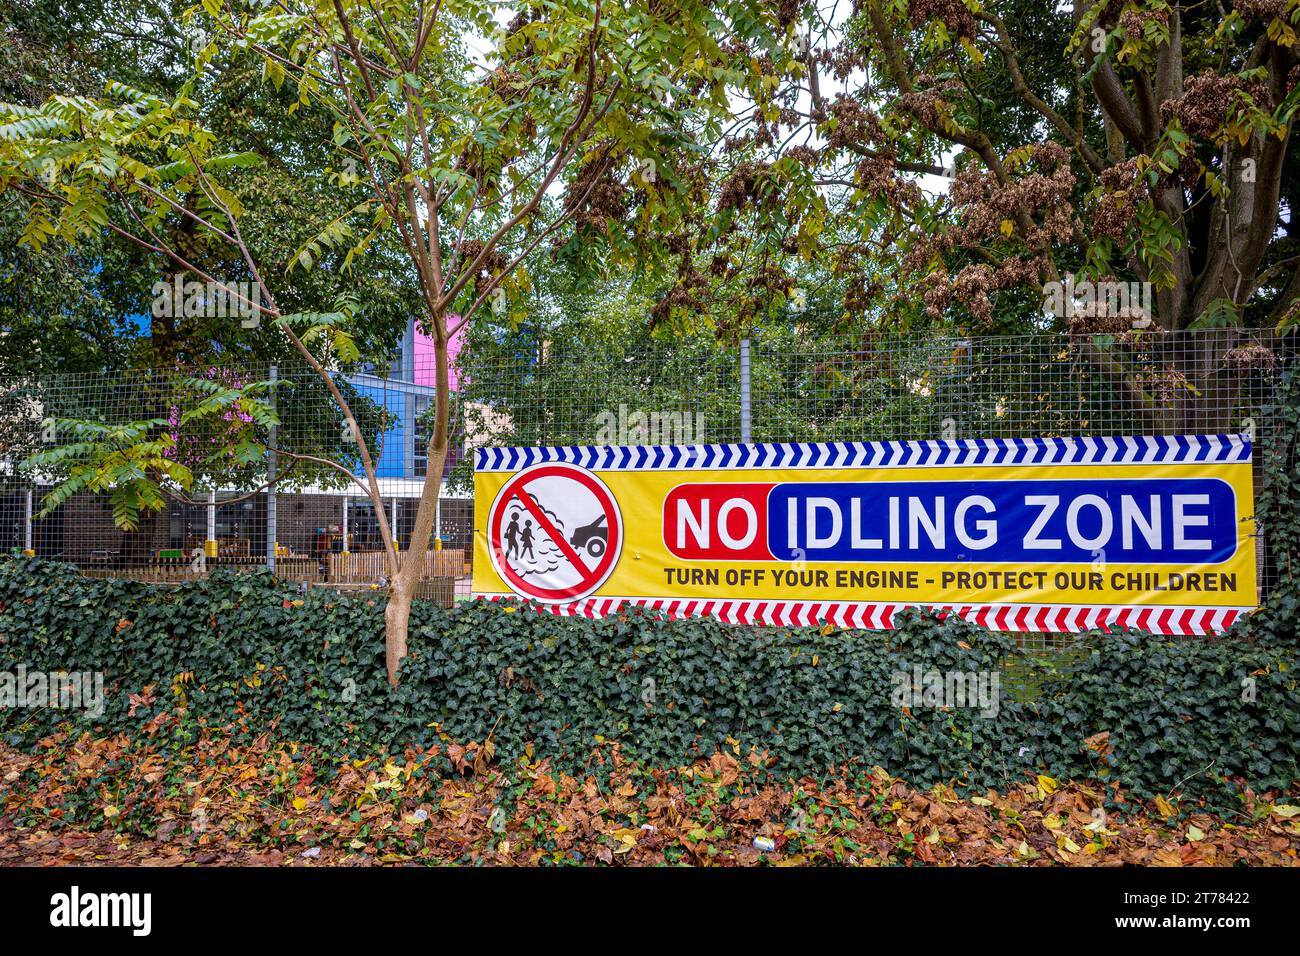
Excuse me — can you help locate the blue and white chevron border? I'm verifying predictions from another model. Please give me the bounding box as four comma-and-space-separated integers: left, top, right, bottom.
474, 434, 1252, 472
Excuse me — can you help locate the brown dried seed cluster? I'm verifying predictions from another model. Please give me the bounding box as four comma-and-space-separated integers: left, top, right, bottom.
456, 240, 507, 301
717, 161, 779, 215
1066, 311, 1136, 334
1232, 0, 1289, 20
843, 276, 879, 316
784, 145, 819, 167
503, 10, 535, 57
486, 67, 525, 102
1223, 343, 1280, 371
952, 263, 996, 324
721, 38, 750, 61
1159, 71, 1269, 141
946, 143, 1077, 251
898, 74, 963, 133
650, 255, 709, 329
1118, 7, 1169, 39
906, 0, 977, 38
827, 95, 884, 151
563, 160, 630, 236
854, 154, 922, 206
1093, 159, 1146, 242
816, 46, 864, 84
921, 269, 952, 318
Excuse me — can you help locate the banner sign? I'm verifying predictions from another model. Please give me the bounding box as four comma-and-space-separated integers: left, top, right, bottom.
472, 436, 1257, 635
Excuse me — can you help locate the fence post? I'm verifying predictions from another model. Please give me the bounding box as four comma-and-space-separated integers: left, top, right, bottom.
942, 338, 971, 439
739, 337, 752, 443
23, 486, 32, 554
266, 364, 278, 574
341, 494, 349, 553
205, 488, 217, 560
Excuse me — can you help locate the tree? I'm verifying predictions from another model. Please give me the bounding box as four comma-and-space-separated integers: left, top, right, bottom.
0, 0, 427, 373
1, 0, 788, 683
639, 0, 1296, 431
846, 0, 1298, 329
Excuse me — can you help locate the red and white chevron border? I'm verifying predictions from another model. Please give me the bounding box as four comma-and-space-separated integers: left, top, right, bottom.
479, 594, 1247, 635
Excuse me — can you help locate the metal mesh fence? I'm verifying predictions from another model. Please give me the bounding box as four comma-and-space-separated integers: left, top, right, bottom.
750, 331, 1287, 442
0, 327, 1292, 639
746, 329, 1293, 650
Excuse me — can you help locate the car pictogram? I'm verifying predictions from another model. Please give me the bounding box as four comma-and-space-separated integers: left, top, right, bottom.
569, 514, 608, 557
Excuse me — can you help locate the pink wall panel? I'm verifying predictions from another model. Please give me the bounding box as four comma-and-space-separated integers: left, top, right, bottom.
413, 316, 463, 389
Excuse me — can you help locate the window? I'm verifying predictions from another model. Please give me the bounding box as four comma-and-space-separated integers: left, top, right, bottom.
413, 396, 431, 477
413, 395, 465, 479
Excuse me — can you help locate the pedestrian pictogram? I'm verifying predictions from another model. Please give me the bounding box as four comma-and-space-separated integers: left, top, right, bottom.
487, 462, 623, 602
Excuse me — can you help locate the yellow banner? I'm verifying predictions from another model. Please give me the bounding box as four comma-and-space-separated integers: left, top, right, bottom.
472, 437, 1257, 634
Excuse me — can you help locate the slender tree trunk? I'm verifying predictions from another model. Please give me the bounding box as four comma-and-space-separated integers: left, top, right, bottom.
382, 308, 453, 685
383, 575, 413, 685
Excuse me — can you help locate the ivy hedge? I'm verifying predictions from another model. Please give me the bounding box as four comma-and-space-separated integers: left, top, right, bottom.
1248, 360, 1300, 644
0, 557, 1295, 810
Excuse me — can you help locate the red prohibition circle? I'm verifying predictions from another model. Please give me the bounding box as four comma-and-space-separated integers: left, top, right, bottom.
487, 462, 622, 602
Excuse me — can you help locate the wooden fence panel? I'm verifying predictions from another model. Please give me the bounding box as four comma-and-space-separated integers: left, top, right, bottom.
326, 549, 464, 583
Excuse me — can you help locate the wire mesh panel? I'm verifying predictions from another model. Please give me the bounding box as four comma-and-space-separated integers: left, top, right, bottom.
750, 330, 1288, 442
449, 329, 742, 489
749, 329, 1292, 650
0, 328, 1292, 627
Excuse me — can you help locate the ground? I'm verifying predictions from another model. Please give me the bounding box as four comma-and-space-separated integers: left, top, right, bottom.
2, 734, 1297, 866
